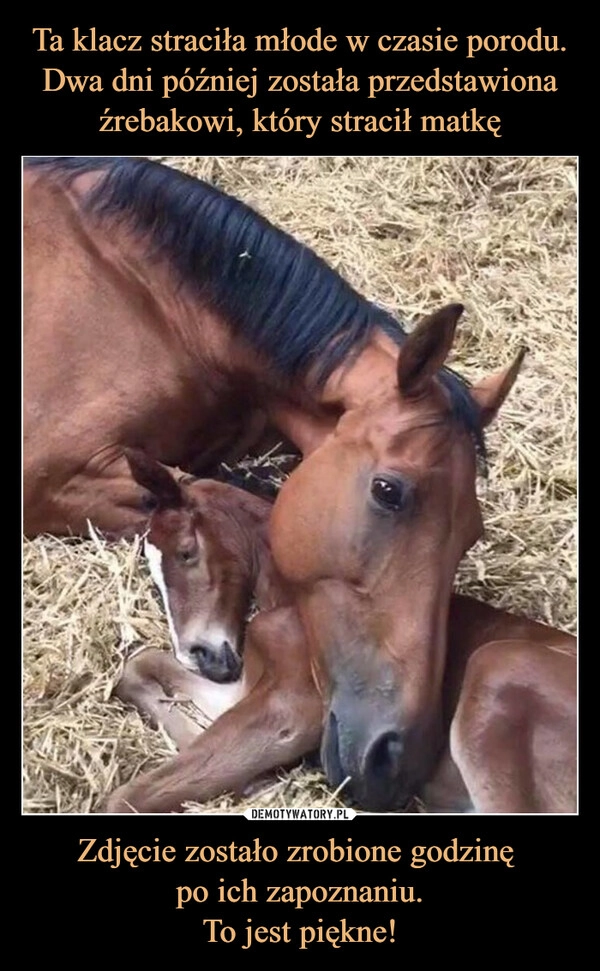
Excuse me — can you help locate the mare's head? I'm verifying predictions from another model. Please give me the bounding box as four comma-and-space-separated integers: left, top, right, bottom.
125, 451, 271, 683
269, 304, 524, 810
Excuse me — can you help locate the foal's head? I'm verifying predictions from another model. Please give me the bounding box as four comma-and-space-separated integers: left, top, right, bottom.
125, 452, 272, 682
269, 304, 524, 810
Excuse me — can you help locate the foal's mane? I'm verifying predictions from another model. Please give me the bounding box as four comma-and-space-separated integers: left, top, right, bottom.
25, 156, 486, 463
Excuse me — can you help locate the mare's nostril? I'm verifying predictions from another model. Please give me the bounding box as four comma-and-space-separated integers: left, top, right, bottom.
365, 731, 404, 780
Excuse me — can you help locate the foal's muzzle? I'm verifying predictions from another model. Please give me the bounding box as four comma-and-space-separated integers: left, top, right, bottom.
188, 640, 242, 683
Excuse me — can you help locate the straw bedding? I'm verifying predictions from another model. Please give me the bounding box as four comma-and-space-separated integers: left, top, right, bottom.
22, 156, 577, 814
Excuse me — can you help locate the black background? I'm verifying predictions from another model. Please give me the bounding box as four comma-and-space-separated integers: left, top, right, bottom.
20, 11, 581, 954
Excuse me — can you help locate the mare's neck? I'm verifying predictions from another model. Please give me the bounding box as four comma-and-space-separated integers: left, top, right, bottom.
321, 330, 401, 409
269, 329, 401, 456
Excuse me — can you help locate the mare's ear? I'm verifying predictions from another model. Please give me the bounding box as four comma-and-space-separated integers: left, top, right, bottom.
470, 347, 527, 427
397, 304, 463, 398
123, 448, 184, 509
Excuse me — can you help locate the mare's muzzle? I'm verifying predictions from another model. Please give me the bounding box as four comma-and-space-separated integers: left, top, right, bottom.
321, 693, 441, 811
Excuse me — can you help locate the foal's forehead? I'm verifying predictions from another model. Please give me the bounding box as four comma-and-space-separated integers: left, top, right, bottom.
184, 479, 231, 507
148, 505, 193, 541
179, 478, 272, 526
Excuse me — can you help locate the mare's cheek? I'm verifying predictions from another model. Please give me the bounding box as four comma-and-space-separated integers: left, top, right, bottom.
269, 444, 365, 584
269, 486, 330, 584
269, 512, 325, 583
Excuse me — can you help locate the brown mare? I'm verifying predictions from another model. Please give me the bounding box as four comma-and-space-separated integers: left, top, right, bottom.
24, 156, 523, 811
106, 457, 576, 814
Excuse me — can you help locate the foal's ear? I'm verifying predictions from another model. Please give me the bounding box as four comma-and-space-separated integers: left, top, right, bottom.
470, 347, 527, 427
397, 303, 463, 398
123, 448, 184, 509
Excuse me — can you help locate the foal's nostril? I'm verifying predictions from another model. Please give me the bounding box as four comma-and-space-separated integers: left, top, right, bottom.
365, 731, 404, 781
188, 640, 242, 683
189, 642, 211, 664
189, 643, 215, 671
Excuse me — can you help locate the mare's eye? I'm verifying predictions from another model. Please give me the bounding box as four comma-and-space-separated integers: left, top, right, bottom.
178, 547, 198, 565
371, 476, 406, 512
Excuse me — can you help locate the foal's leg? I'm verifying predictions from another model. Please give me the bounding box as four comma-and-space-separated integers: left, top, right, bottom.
115, 648, 251, 749
421, 596, 576, 813
449, 639, 576, 813
418, 752, 474, 813
104, 608, 322, 813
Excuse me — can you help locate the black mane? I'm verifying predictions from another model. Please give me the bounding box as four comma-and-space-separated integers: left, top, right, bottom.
24, 156, 486, 465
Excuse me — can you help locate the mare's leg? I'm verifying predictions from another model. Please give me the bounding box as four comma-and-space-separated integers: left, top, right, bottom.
116, 649, 250, 749
104, 608, 322, 813
449, 639, 576, 813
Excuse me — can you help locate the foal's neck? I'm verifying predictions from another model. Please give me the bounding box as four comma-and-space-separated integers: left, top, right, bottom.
227, 491, 289, 613
252, 522, 291, 613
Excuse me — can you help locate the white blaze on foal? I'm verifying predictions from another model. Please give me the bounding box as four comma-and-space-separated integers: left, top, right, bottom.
144, 538, 180, 653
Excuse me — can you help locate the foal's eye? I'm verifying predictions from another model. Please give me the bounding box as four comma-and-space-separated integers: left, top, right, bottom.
178, 547, 198, 564
370, 476, 406, 512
